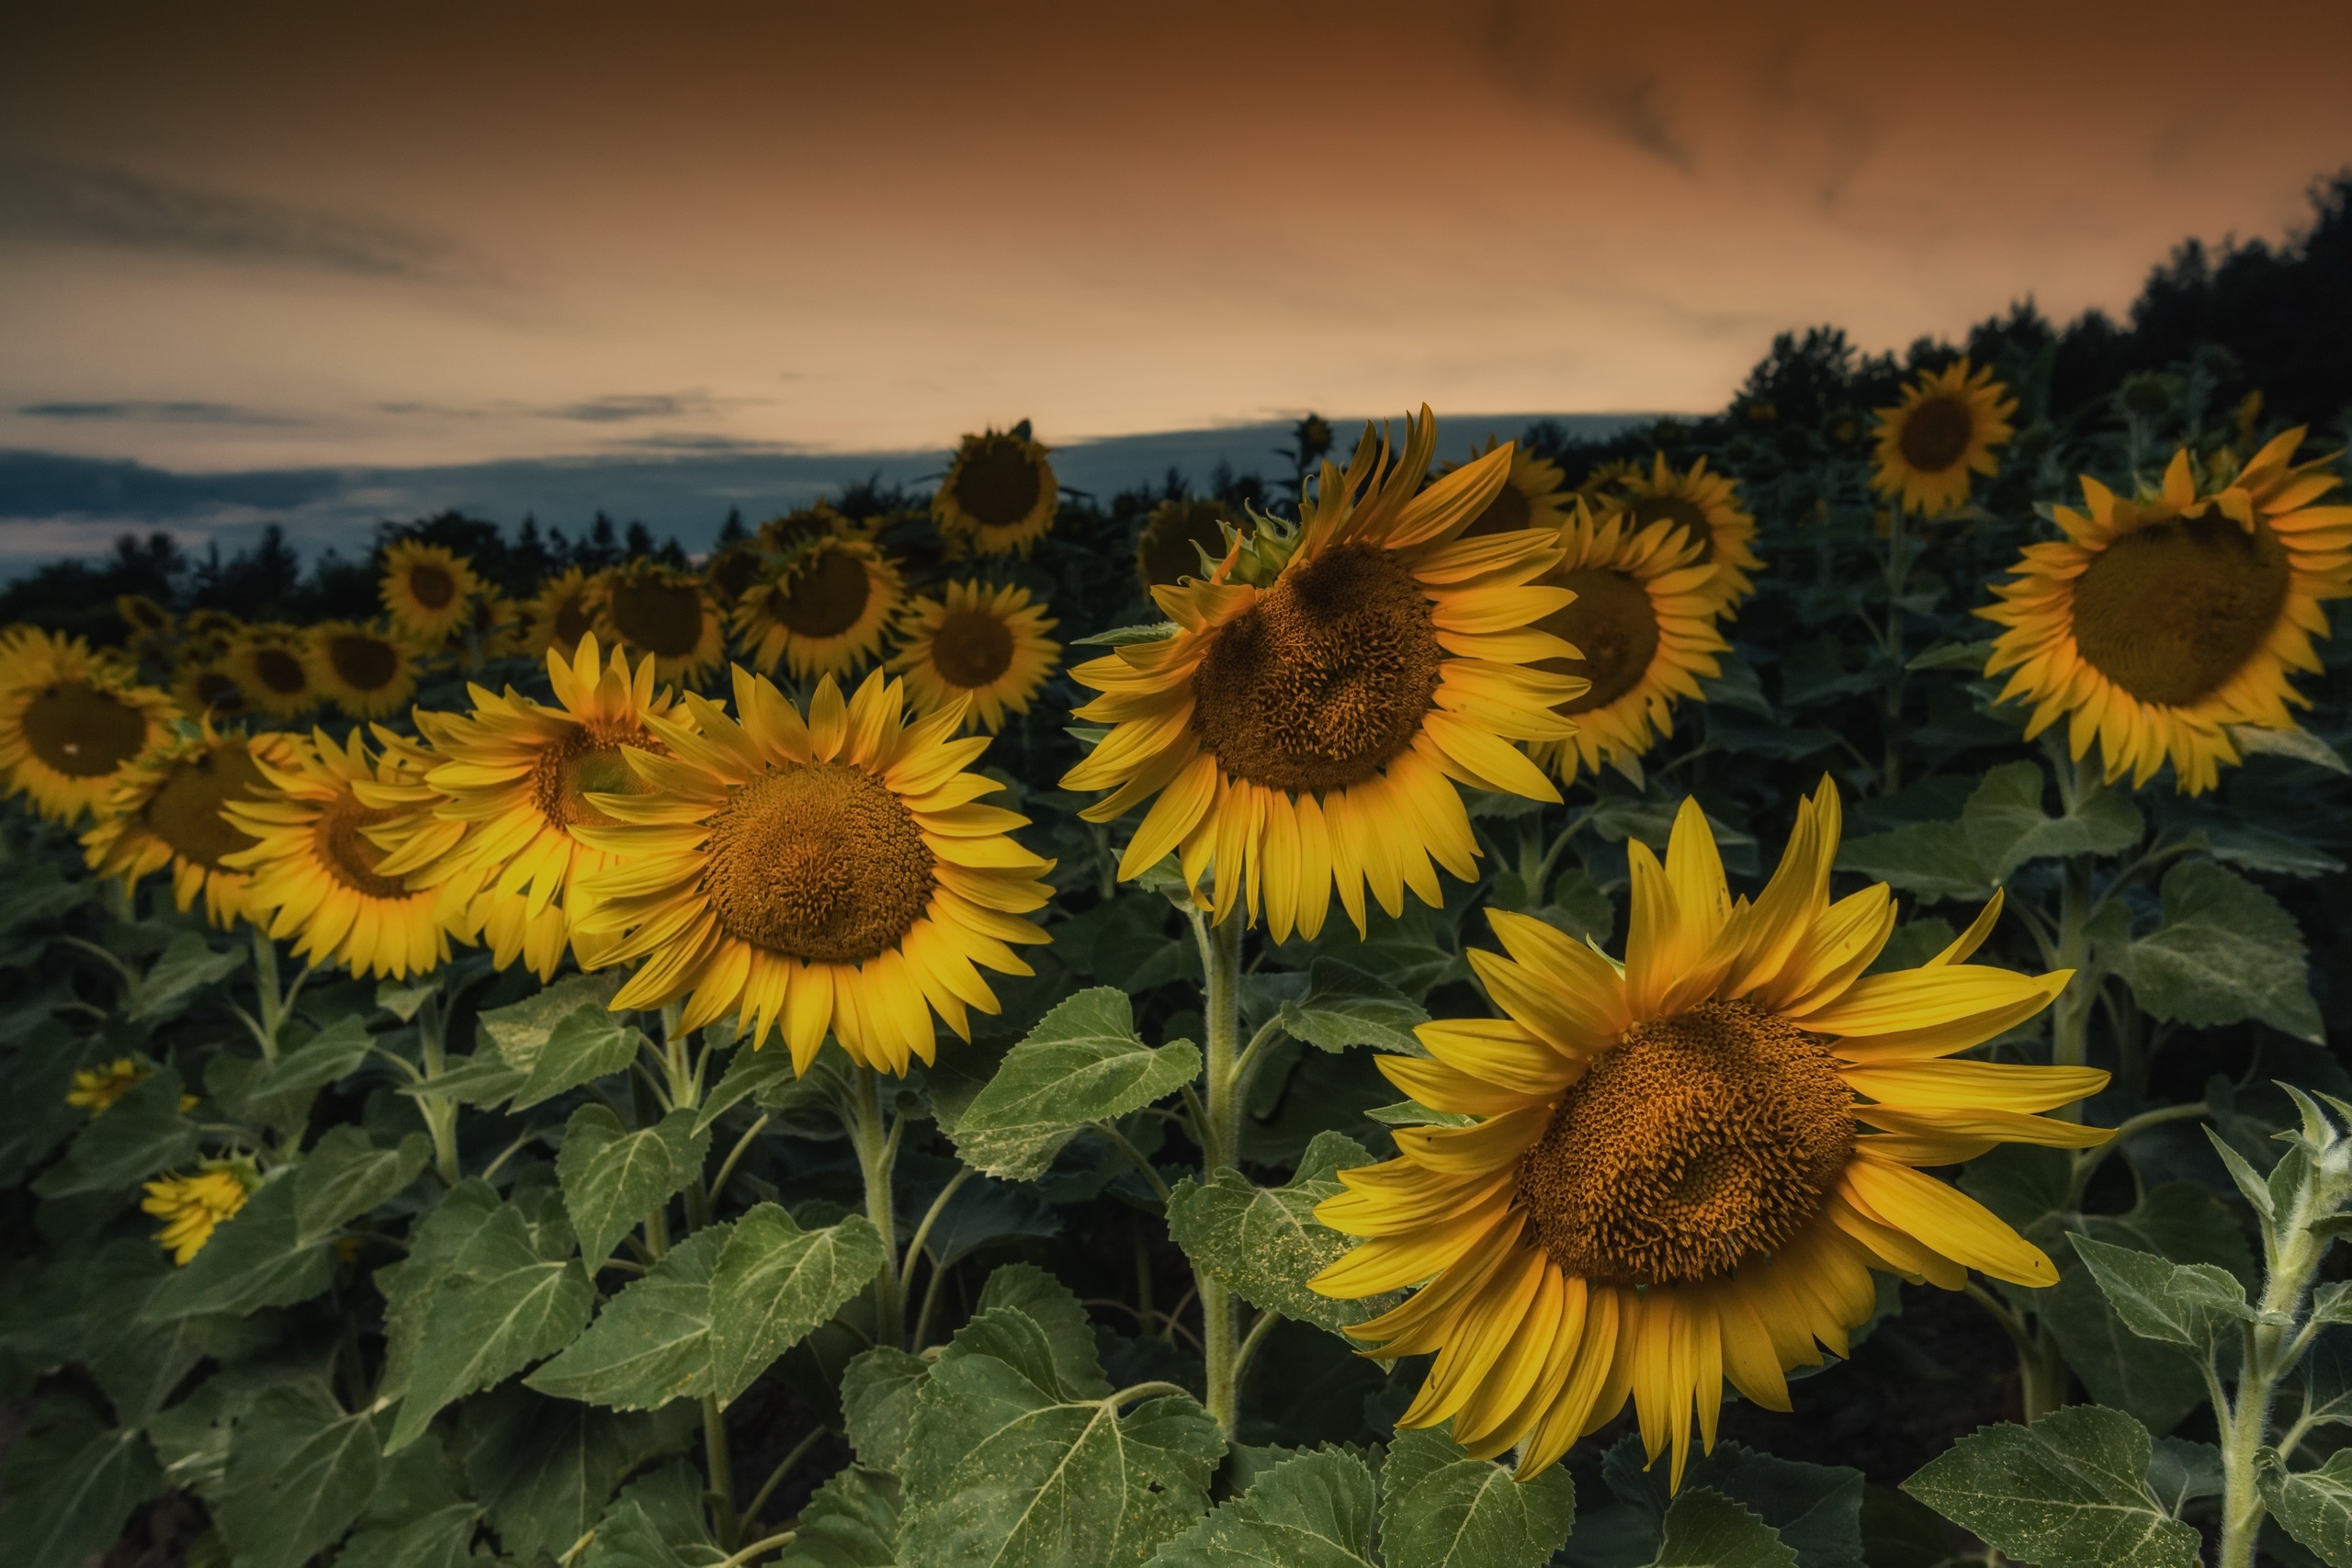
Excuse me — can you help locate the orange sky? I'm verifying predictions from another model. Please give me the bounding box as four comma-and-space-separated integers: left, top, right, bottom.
3, 0, 2349, 470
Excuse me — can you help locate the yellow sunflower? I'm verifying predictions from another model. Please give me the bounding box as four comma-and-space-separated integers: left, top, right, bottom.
379, 634, 690, 981
380, 540, 481, 640
221, 728, 453, 980
306, 621, 422, 719
524, 566, 601, 662
444, 592, 521, 665
69, 1057, 151, 1114
1447, 437, 1573, 540
570, 669, 1054, 1076
1136, 499, 1247, 590
729, 538, 905, 681
1603, 455, 1764, 615
173, 659, 253, 725
117, 594, 175, 658
1529, 501, 1729, 783
589, 563, 727, 684
0, 629, 177, 824
143, 1165, 253, 1265
180, 610, 243, 662
888, 580, 1060, 734
82, 727, 300, 927
225, 626, 319, 720
1872, 358, 2017, 516
1312, 784, 2098, 1486
933, 425, 1057, 557
1576, 457, 1642, 501
1978, 431, 2352, 795
1061, 408, 1584, 942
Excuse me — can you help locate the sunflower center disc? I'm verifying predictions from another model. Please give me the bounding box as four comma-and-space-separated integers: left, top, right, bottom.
1190, 544, 1442, 794
145, 742, 267, 869
253, 648, 308, 695
329, 634, 399, 692
930, 608, 1015, 687
1518, 1000, 1853, 1287
1628, 494, 1715, 562
554, 595, 594, 648
23, 682, 149, 777
2071, 513, 2291, 707
610, 581, 707, 657
409, 563, 457, 609
954, 437, 1045, 529
193, 671, 245, 717
775, 549, 872, 639
312, 792, 412, 899
1897, 395, 1974, 473
1460, 480, 1532, 539
709, 547, 764, 604
702, 761, 935, 963
1139, 502, 1233, 585
1532, 569, 1660, 714
532, 722, 661, 830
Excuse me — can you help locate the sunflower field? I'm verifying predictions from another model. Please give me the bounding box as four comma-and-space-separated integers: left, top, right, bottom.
6, 210, 2352, 1568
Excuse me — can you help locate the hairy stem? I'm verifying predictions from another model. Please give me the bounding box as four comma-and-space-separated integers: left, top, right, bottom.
1189, 908, 1245, 1435
850, 1065, 904, 1350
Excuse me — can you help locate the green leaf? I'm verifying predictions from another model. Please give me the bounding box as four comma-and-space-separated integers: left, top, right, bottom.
32, 1066, 198, 1197
527, 1226, 727, 1410
1144, 1447, 1379, 1566
211, 1389, 383, 1568
1164, 1132, 1396, 1335
389, 1202, 596, 1451
1277, 959, 1430, 1055
478, 971, 627, 1069
1646, 1489, 1798, 1568
375, 975, 444, 1022
707, 1204, 888, 1404
1073, 621, 1181, 647
1833, 821, 1994, 904
375, 1180, 505, 1407
695, 1043, 803, 1134
2117, 860, 2324, 1042
124, 930, 245, 1021
2230, 723, 2350, 772
975, 1263, 1112, 1398
842, 1346, 930, 1474
2066, 1235, 2253, 1353
400, 1052, 529, 1107
143, 1175, 336, 1320
779, 1464, 903, 1567
514, 1006, 650, 1111
295, 1126, 430, 1244
460, 1386, 692, 1562
336, 1430, 481, 1568
2146, 1438, 2222, 1518
0, 1407, 164, 1568
1902, 1406, 2199, 1567
250, 1012, 373, 1100
950, 987, 1203, 1181
588, 1461, 719, 1568
1962, 761, 2143, 881
1600, 1436, 1861, 1568
1379, 1426, 1576, 1568
1905, 637, 1998, 671
558, 1106, 710, 1268
2257, 1447, 2352, 1565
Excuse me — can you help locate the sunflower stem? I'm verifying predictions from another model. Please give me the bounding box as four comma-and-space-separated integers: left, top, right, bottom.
850, 1065, 904, 1350
1191, 907, 1246, 1435
414, 987, 462, 1188
2048, 857, 2097, 1122
1879, 502, 1911, 796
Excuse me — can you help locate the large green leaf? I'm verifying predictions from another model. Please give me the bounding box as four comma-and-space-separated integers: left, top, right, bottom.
1962, 761, 2143, 880
1144, 1447, 1379, 1567
211, 1388, 383, 1568
335, 1430, 482, 1568
375, 1180, 505, 1405
1601, 1437, 1862, 1568
143, 1174, 336, 1321
1647, 1489, 1798, 1568
249, 1013, 373, 1100
778, 1464, 904, 1567
2117, 860, 2324, 1041
582, 1461, 721, 1568
1163, 1132, 1395, 1335
32, 1066, 198, 1197
557, 1105, 709, 1269
2257, 1447, 2352, 1566
949, 987, 1201, 1181
707, 1203, 888, 1404
842, 1346, 931, 1474
460, 1386, 692, 1562
1266, 959, 1430, 1055
1378, 1427, 1575, 1568
514, 1006, 650, 1111
478, 971, 626, 1068
527, 1226, 726, 1410
1833, 821, 1994, 904
1903, 1406, 2199, 1567
295, 1126, 431, 1244
2067, 1235, 2253, 1356
123, 930, 245, 1021
694, 1042, 802, 1135
0, 1402, 164, 1568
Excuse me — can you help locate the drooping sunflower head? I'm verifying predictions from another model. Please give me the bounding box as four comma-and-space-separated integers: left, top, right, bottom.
570, 667, 1054, 1076
0, 628, 178, 824
729, 537, 906, 681
589, 562, 727, 684
1872, 358, 2018, 515
69, 1056, 151, 1114
306, 621, 423, 719
180, 610, 243, 661
143, 1164, 254, 1265
888, 580, 1060, 734
172, 658, 252, 726
1599, 453, 1763, 615
525, 566, 601, 661
1528, 500, 1729, 784
1312, 782, 2099, 1486
933, 425, 1057, 557
379, 540, 481, 640
220, 728, 455, 980
225, 625, 320, 719
706, 538, 771, 606
82, 725, 299, 927
1979, 430, 2352, 795
756, 500, 866, 556
1447, 436, 1572, 540
1136, 498, 1248, 590
1062, 407, 1587, 941
117, 594, 175, 654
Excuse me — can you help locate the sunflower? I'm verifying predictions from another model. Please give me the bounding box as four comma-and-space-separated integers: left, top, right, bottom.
69, 1057, 151, 1114
1136, 499, 1246, 590
570, 669, 1054, 1076
1978, 431, 2352, 795
173, 659, 252, 725
0, 629, 177, 824
888, 581, 1060, 734
225, 626, 319, 720
82, 727, 300, 927
380, 540, 481, 640
525, 567, 601, 662
589, 563, 727, 684
306, 621, 422, 719
378, 634, 690, 980
933, 425, 1057, 557
1871, 358, 2017, 516
706, 537, 770, 606
1061, 408, 1584, 941
1576, 457, 1642, 501
729, 538, 905, 681
1529, 501, 1729, 783
1312, 784, 2097, 1485
143, 1165, 253, 1265
1603, 455, 1764, 615
444, 592, 521, 665
118, 594, 175, 658
706, 502, 865, 604
180, 610, 243, 661
220, 728, 453, 980
1447, 437, 1573, 540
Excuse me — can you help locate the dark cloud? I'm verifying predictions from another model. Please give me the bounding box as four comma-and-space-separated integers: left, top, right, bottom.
0, 160, 474, 279
17, 400, 298, 425
546, 391, 758, 423
0, 450, 340, 521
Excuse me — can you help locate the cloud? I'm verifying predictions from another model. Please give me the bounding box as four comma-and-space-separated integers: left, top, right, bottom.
17, 400, 298, 426
0, 160, 477, 280
0, 449, 341, 521
376, 389, 765, 424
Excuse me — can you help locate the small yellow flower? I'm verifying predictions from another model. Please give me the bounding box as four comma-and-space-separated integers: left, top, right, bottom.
67, 1057, 148, 1113
142, 1166, 253, 1265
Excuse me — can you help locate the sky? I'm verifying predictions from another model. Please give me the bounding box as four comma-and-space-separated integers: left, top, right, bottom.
2, 0, 2349, 562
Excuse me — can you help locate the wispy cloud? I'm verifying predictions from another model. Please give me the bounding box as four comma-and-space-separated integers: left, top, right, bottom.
377, 389, 766, 426
17, 400, 299, 426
